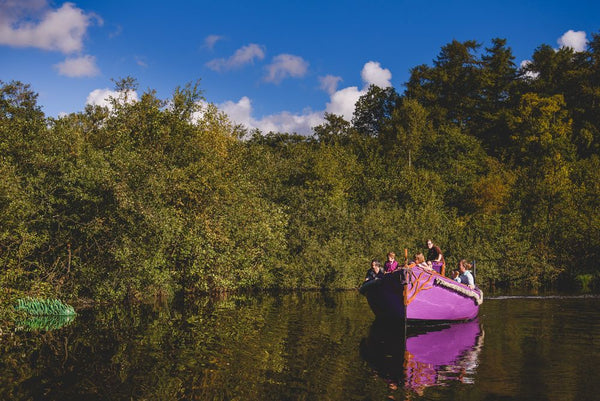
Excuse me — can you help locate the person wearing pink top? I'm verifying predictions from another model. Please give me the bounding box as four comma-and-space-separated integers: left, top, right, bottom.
384, 252, 399, 273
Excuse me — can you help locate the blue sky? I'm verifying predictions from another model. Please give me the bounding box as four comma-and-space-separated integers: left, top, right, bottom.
1, 0, 598, 135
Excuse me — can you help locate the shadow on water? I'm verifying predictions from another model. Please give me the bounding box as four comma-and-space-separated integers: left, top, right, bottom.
360, 318, 484, 396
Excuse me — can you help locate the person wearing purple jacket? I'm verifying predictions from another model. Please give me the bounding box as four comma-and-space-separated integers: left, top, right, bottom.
384, 252, 399, 273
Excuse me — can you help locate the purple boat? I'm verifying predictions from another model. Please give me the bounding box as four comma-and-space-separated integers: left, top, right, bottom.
360, 318, 484, 393
359, 264, 483, 321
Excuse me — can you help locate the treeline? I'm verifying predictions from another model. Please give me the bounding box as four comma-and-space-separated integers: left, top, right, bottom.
2, 33, 600, 303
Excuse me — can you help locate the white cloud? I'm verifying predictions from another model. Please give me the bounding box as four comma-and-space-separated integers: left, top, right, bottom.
323, 61, 393, 121
230, 44, 265, 66
135, 56, 148, 68
0, 1, 101, 54
319, 75, 343, 95
204, 34, 223, 50
86, 88, 139, 109
55, 55, 100, 77
361, 61, 392, 88
206, 43, 265, 71
557, 30, 588, 52
264, 54, 309, 84
325, 86, 363, 122
218, 96, 324, 135
219, 96, 253, 126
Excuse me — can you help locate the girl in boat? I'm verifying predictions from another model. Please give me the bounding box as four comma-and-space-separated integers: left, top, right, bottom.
414, 253, 434, 271
384, 252, 398, 273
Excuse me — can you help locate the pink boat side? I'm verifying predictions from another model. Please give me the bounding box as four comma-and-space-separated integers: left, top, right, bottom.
360, 265, 483, 321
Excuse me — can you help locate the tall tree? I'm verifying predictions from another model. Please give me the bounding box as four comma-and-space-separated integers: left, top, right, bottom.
434, 39, 482, 129
572, 32, 600, 157
352, 85, 399, 137
385, 98, 430, 169
476, 38, 518, 156
405, 40, 482, 130
510, 93, 575, 281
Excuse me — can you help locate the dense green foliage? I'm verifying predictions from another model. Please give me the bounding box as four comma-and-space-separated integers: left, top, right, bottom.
2, 33, 600, 303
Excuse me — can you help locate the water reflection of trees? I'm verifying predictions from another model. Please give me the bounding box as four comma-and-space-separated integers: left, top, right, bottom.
3, 295, 600, 400
0, 292, 382, 400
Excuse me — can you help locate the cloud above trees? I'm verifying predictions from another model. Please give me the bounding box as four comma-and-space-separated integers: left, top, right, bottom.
55, 55, 100, 77
204, 34, 224, 50
206, 43, 266, 71
0, 0, 101, 77
202, 40, 392, 134
557, 30, 588, 52
318, 75, 343, 95
86, 88, 139, 109
217, 29, 589, 136
0, 0, 100, 53
360, 61, 392, 88
324, 61, 392, 121
264, 54, 310, 83
217, 61, 394, 135
82, 27, 592, 136
219, 96, 323, 134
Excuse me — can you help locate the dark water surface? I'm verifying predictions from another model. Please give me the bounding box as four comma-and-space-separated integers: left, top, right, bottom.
2, 292, 600, 400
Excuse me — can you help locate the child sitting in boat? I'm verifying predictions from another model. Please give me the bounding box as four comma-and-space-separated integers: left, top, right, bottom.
383, 252, 398, 273
365, 259, 384, 281
414, 253, 434, 271
454, 259, 475, 288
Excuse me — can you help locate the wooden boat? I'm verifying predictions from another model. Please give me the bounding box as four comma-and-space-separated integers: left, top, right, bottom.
359, 263, 483, 322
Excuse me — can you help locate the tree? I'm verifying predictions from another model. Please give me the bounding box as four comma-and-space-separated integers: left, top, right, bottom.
352, 85, 399, 137
313, 112, 352, 144
384, 98, 430, 169
405, 40, 482, 130
572, 32, 600, 156
510, 93, 576, 282
475, 38, 518, 156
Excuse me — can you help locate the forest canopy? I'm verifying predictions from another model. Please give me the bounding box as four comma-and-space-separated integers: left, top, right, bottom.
2, 33, 600, 304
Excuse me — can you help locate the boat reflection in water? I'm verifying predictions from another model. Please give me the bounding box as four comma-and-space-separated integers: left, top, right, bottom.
360, 318, 484, 395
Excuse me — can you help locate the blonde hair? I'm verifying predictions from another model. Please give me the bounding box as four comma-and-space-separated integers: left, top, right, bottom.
387, 252, 396, 259
414, 253, 425, 264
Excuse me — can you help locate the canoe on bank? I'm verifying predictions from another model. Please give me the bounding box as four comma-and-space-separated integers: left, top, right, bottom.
359, 265, 483, 322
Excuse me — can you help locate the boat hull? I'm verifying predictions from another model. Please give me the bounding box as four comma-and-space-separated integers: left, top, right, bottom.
360, 267, 482, 322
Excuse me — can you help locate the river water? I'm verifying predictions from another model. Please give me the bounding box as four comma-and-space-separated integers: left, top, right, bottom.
1, 291, 599, 400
